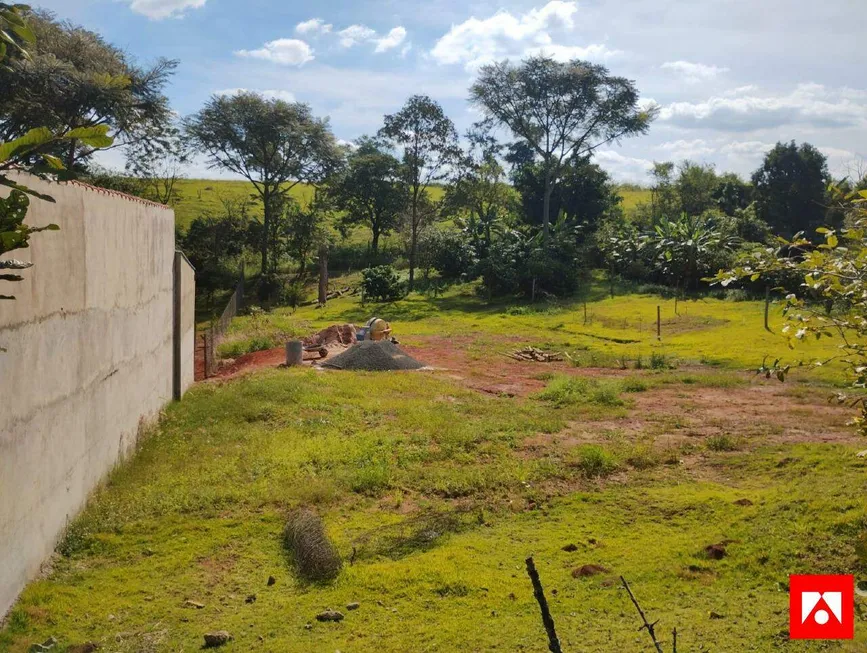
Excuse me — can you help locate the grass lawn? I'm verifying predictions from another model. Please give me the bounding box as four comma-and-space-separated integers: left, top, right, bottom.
3, 282, 866, 652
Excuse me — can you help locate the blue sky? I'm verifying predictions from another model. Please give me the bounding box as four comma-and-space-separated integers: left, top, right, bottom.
34, 0, 867, 183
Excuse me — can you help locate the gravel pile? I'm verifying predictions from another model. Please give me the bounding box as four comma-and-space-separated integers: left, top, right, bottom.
321, 340, 424, 371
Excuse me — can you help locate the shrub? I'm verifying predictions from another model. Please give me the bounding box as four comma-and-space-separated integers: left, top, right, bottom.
536, 376, 624, 407
621, 377, 649, 393
283, 508, 342, 582
280, 280, 307, 310
362, 265, 403, 302
706, 434, 742, 452
420, 228, 477, 281
573, 445, 620, 478
650, 351, 674, 369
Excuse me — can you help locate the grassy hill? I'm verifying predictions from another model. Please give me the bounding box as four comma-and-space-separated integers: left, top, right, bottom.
172, 180, 650, 232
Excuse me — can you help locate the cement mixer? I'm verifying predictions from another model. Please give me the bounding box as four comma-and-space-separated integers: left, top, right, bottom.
357, 317, 391, 341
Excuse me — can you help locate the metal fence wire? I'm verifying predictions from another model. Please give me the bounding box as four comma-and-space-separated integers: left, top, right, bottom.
203, 263, 244, 378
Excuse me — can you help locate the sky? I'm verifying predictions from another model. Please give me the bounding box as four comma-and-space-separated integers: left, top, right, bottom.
32, 0, 867, 184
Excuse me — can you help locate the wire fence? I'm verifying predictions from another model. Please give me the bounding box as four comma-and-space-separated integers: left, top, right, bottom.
202, 263, 245, 378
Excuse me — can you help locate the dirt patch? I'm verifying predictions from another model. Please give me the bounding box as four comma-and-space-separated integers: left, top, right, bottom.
303, 324, 357, 348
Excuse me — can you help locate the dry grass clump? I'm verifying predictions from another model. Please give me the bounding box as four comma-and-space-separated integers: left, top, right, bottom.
283, 508, 342, 582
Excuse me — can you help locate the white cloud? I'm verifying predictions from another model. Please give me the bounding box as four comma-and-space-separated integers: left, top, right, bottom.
215, 88, 296, 102
430, 0, 617, 70
594, 149, 654, 184
295, 18, 332, 35
657, 139, 716, 159
724, 85, 759, 96
659, 84, 867, 131
338, 24, 377, 48
374, 26, 407, 53
127, 0, 205, 19
235, 39, 314, 66
661, 61, 729, 83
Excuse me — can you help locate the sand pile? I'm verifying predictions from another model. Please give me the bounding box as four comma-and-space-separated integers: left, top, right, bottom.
303, 324, 357, 348
320, 340, 424, 371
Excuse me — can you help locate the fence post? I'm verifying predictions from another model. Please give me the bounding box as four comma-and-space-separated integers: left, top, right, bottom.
238, 261, 245, 312
764, 286, 771, 332
657, 305, 661, 340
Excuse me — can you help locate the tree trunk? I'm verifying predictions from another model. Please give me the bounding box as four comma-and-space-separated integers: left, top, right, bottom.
371, 226, 380, 258
261, 189, 270, 274
66, 139, 76, 171
408, 193, 418, 291
318, 243, 328, 306
542, 168, 553, 241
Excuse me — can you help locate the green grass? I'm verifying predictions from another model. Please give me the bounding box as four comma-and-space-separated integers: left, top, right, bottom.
617, 186, 652, 214
2, 366, 865, 651
3, 274, 866, 651
237, 276, 850, 385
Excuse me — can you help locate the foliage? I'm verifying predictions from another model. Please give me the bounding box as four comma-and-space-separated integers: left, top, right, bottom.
419, 227, 477, 281
184, 91, 342, 274
362, 264, 403, 302
283, 191, 331, 278
0, 9, 175, 169
379, 94, 460, 289
642, 212, 740, 290
443, 122, 515, 259
328, 135, 406, 256
751, 141, 830, 237
0, 188, 57, 300
711, 187, 867, 430
470, 56, 655, 237
124, 122, 189, 206
0, 2, 34, 66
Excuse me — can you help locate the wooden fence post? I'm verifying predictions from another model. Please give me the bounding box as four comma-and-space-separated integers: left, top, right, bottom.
657, 305, 661, 340
764, 286, 771, 332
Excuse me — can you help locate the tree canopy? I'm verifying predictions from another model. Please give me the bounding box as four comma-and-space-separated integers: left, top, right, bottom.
0, 9, 175, 169
184, 91, 342, 274
470, 56, 655, 237
751, 141, 830, 237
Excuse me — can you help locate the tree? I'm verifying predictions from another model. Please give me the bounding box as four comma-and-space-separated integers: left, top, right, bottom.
124, 123, 189, 206
751, 141, 830, 237
714, 172, 751, 216
379, 94, 460, 290
285, 190, 331, 278
185, 91, 342, 274
470, 56, 655, 238
329, 136, 405, 257
0, 9, 175, 170
676, 161, 718, 217
444, 122, 516, 259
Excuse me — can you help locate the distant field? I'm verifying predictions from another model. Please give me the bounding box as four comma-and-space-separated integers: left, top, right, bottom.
617, 187, 651, 213
172, 179, 645, 232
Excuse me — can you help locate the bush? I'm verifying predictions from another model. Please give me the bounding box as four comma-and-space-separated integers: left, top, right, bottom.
420, 228, 477, 281
536, 376, 625, 407
283, 508, 342, 582
362, 265, 403, 302
280, 280, 307, 310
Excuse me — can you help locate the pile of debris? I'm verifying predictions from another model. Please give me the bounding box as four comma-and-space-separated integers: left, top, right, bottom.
507, 346, 564, 363
321, 340, 424, 371
302, 324, 357, 348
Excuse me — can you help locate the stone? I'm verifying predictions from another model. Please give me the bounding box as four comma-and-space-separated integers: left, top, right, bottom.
316, 609, 344, 623
184, 600, 205, 609
709, 611, 725, 620
28, 637, 58, 652
705, 543, 727, 560
203, 631, 233, 648
561, 543, 578, 552
733, 498, 753, 507
267, 576, 276, 586
346, 602, 360, 611
245, 594, 257, 604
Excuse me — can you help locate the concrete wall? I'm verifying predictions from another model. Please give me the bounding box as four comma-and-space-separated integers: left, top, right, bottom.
174, 251, 196, 399
0, 175, 190, 617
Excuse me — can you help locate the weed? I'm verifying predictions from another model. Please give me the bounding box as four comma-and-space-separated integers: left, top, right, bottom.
706, 434, 742, 452
621, 377, 649, 393
650, 351, 674, 370
572, 445, 620, 478
536, 376, 624, 407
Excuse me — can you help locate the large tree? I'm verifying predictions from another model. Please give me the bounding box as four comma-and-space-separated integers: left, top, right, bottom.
379, 94, 460, 290
751, 141, 830, 237
184, 92, 342, 274
0, 9, 175, 169
470, 56, 654, 238
329, 136, 405, 256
